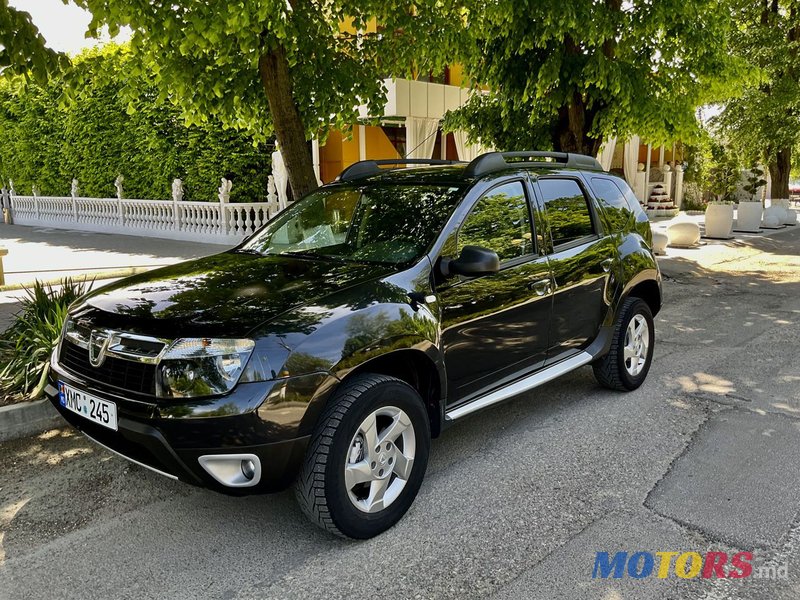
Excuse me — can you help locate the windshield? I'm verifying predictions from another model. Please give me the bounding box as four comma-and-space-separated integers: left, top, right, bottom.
240, 183, 464, 264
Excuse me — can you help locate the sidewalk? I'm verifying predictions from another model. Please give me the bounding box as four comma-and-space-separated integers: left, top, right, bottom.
0, 223, 226, 330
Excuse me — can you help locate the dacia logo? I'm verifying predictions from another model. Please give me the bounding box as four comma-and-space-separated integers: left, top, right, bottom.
88, 330, 111, 367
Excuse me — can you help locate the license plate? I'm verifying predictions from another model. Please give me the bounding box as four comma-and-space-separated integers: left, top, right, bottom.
58, 381, 118, 431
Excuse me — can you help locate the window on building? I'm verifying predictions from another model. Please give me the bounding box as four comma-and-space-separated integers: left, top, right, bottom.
381, 125, 406, 158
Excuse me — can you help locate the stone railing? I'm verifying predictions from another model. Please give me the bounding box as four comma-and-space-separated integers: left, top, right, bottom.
7, 194, 282, 245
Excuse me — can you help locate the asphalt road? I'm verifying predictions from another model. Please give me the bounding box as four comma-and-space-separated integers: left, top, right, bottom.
2, 227, 800, 599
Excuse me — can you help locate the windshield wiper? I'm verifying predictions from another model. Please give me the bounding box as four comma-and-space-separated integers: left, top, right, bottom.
234, 248, 264, 256
280, 250, 320, 259
281, 251, 348, 263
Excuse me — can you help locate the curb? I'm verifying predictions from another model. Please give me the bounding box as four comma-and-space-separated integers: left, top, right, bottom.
0, 266, 152, 292
0, 398, 65, 443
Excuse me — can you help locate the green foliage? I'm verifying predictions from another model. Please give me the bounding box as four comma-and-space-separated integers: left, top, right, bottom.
442, 93, 553, 152
743, 165, 767, 201
446, 0, 749, 154
0, 278, 91, 402
706, 142, 741, 203
714, 0, 800, 194
0, 45, 270, 201
0, 0, 66, 83
682, 132, 715, 187
71, 1, 461, 142
70, 0, 467, 196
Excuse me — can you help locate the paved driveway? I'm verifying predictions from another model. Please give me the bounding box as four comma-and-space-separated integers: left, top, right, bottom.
1, 228, 799, 599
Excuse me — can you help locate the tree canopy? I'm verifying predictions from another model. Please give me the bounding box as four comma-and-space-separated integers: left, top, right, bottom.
714, 0, 800, 198
0, 0, 64, 82
71, 0, 465, 199
446, 0, 748, 156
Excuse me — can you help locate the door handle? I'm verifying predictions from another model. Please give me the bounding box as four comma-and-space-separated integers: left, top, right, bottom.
601, 258, 614, 273
528, 278, 552, 296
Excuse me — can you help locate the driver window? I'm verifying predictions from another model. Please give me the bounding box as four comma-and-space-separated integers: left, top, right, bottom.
458, 181, 534, 263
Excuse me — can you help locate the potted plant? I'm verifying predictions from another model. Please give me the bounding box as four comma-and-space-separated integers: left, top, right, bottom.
737, 166, 766, 232
704, 148, 738, 238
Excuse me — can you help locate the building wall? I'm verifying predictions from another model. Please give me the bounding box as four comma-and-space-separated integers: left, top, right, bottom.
319, 126, 402, 183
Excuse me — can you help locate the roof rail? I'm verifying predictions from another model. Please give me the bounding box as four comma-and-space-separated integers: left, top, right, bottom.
464, 151, 603, 178
336, 159, 464, 182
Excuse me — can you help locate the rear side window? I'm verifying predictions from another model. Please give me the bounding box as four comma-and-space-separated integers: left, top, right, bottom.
538, 179, 596, 248
589, 177, 635, 231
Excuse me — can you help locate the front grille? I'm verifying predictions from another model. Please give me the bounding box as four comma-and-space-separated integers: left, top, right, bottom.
60, 340, 157, 395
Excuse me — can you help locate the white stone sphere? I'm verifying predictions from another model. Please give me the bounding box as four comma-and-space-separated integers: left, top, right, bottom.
763, 206, 786, 226
666, 221, 701, 247
652, 230, 669, 255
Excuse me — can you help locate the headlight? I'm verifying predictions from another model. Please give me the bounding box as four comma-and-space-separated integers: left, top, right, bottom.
156, 338, 255, 398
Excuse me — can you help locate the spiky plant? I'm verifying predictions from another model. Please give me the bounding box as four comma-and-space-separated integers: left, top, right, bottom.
0, 278, 92, 402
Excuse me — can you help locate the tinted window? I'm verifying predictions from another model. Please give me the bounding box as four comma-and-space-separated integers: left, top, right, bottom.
590, 177, 633, 230
538, 179, 595, 248
616, 179, 646, 215
241, 184, 463, 265
459, 181, 533, 262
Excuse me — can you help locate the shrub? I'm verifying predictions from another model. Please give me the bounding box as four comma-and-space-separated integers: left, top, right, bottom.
0, 45, 271, 202
0, 278, 91, 403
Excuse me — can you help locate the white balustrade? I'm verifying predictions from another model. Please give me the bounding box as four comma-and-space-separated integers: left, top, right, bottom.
9, 195, 282, 245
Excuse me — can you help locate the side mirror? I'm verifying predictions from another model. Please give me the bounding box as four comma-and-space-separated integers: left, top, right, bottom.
442, 245, 500, 277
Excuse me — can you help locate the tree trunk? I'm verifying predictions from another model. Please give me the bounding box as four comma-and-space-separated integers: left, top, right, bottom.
768, 147, 791, 199
552, 37, 604, 157
553, 93, 603, 156
258, 47, 319, 199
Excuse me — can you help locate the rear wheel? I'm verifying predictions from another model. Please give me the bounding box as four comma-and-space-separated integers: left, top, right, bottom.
295, 374, 430, 538
593, 297, 654, 391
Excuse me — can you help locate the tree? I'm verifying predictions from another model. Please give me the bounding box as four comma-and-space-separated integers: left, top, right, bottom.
0, 0, 64, 82
445, 0, 746, 156
72, 1, 462, 199
707, 141, 741, 202
715, 0, 800, 199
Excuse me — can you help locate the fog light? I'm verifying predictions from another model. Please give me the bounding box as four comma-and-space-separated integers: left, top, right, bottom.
198, 454, 261, 487
241, 459, 256, 480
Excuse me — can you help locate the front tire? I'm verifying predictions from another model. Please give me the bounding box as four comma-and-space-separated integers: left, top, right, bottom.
295, 374, 431, 539
593, 297, 654, 391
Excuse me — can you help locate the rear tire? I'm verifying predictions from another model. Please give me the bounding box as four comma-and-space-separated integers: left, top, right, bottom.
593, 297, 654, 391
295, 374, 430, 539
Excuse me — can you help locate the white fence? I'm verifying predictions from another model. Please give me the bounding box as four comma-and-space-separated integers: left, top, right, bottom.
7, 195, 281, 244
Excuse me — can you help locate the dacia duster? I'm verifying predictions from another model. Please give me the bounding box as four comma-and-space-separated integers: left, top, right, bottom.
48, 152, 661, 538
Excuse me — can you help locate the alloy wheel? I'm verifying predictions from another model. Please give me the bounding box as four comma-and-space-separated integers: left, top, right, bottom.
344, 406, 416, 513
623, 314, 650, 377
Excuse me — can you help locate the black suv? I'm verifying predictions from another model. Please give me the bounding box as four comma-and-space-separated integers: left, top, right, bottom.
47, 152, 661, 538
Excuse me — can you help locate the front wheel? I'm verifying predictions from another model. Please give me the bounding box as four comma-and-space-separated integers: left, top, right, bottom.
593, 297, 655, 391
295, 374, 431, 538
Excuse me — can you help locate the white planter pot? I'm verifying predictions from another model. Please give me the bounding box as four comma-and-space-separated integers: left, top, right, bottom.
705, 203, 734, 238
736, 202, 762, 232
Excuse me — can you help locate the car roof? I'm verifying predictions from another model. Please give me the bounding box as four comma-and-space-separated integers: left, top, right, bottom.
330, 152, 607, 187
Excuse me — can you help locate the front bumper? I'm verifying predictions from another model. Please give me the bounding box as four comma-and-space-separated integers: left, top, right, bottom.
47, 359, 334, 494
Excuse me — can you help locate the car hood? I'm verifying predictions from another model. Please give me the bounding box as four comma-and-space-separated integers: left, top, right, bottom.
75, 251, 396, 337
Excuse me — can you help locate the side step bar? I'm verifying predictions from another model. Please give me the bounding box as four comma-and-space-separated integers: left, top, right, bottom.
444, 351, 594, 421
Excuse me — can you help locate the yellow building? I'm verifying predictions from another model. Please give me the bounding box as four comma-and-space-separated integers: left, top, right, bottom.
315, 69, 478, 183
314, 19, 482, 183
